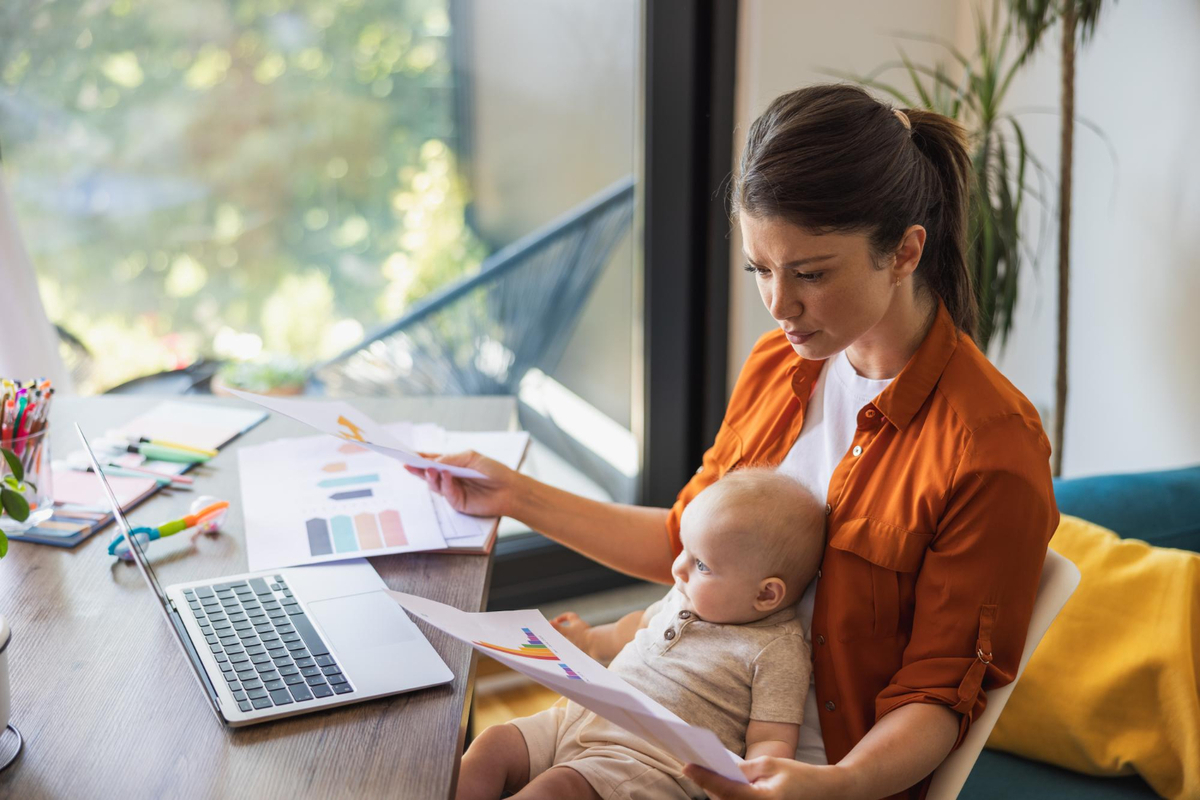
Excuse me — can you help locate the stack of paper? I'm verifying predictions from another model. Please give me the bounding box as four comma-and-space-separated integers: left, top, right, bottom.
230, 390, 528, 572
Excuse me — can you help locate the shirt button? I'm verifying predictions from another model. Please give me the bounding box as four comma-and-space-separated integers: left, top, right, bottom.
664, 629, 676, 641
852, 445, 862, 457
865, 409, 876, 418
816, 635, 826, 645
825, 701, 836, 711
678, 610, 691, 620
817, 569, 822, 578
825, 503, 832, 516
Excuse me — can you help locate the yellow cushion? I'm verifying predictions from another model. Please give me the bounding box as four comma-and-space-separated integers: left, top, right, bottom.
987, 514, 1200, 799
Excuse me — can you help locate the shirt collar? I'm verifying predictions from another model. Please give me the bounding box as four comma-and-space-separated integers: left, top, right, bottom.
786, 299, 960, 430
873, 300, 960, 430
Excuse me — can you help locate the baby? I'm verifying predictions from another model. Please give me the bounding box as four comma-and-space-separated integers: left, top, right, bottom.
456, 468, 826, 800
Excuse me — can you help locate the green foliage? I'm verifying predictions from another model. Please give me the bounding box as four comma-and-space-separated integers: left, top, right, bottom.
0, 0, 485, 392
1008, 0, 1113, 64
0, 445, 32, 556
218, 354, 307, 392
833, 2, 1052, 353
0, 447, 21, 483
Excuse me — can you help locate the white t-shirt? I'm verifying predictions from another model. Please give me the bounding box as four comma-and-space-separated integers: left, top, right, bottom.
775, 349, 894, 765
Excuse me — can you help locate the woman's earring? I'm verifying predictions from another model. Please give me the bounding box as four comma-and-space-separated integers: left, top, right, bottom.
895, 276, 902, 287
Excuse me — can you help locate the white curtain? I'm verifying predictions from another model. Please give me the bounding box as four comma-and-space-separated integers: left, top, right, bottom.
0, 170, 72, 391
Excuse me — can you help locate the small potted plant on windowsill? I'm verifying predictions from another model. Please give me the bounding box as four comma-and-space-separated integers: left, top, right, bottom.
211, 355, 308, 398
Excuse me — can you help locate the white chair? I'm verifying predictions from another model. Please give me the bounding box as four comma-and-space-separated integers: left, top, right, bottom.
926, 549, 1081, 800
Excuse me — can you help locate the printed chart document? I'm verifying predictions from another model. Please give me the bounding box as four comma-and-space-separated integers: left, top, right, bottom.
226, 389, 486, 479
239, 435, 447, 571
388, 591, 749, 785
238, 426, 530, 569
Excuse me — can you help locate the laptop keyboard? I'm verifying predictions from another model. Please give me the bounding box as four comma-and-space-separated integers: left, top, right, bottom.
182, 575, 354, 714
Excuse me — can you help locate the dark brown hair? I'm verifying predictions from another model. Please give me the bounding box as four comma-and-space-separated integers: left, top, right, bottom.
734, 83, 977, 337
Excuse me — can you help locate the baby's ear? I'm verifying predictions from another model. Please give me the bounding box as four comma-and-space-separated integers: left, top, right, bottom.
754, 577, 787, 612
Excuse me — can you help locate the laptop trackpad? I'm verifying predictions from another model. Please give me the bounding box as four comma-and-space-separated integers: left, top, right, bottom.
308, 592, 415, 654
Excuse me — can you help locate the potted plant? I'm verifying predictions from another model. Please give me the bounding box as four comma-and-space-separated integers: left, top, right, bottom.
0, 446, 30, 766
0, 447, 35, 557
835, 1, 1051, 357
211, 355, 308, 397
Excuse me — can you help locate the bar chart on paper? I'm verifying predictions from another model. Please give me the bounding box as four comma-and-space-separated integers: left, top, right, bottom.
240, 436, 447, 571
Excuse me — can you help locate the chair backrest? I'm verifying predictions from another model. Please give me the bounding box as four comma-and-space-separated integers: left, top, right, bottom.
925, 548, 1081, 800
312, 177, 635, 398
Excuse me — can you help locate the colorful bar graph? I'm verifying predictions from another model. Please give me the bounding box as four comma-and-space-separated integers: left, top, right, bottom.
354, 512, 382, 549
306, 518, 333, 556
331, 514, 357, 552
474, 628, 561, 660
305, 509, 409, 556
473, 628, 584, 679
321, 461, 347, 473
318, 473, 380, 489
379, 510, 407, 546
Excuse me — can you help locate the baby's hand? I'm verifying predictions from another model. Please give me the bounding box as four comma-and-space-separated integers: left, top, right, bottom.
551, 612, 594, 654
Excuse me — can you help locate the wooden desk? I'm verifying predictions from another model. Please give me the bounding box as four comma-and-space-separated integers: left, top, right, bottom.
0, 395, 515, 800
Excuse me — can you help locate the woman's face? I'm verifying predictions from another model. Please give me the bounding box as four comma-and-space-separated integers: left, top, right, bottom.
739, 214, 900, 361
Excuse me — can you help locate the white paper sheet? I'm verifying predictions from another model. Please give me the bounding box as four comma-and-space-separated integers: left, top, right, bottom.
388, 591, 749, 785
226, 389, 487, 479
113, 400, 268, 451
394, 424, 531, 548
240, 435, 447, 571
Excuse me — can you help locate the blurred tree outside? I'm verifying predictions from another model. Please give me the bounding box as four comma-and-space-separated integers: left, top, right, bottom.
0, 0, 485, 393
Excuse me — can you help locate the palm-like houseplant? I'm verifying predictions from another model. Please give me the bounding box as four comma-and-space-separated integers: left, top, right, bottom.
1006, 0, 1114, 476
836, 2, 1052, 357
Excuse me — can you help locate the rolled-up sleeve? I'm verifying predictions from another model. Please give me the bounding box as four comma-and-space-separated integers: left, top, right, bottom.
874, 414, 1059, 748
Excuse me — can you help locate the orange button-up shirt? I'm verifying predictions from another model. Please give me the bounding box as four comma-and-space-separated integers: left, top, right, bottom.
666, 301, 1058, 799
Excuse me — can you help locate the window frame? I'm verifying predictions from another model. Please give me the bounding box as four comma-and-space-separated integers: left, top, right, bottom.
488, 0, 737, 610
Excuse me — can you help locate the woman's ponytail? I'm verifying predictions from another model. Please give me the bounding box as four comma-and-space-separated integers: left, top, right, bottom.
734, 85, 978, 338
904, 108, 977, 338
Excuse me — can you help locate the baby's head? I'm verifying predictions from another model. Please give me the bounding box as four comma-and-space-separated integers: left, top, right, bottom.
672, 468, 825, 624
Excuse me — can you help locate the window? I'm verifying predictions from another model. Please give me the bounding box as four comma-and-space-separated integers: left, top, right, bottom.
2, 0, 476, 393
2, 0, 736, 608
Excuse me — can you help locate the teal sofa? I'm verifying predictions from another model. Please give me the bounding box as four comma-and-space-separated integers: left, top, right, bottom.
960, 464, 1200, 799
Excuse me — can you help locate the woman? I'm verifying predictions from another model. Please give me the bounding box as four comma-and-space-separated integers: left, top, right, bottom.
409, 84, 1058, 800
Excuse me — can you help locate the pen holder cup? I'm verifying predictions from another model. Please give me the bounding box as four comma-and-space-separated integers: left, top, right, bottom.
1, 428, 54, 533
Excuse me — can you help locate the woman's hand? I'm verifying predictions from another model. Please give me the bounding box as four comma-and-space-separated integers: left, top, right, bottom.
550, 612, 595, 655
404, 450, 522, 518
683, 758, 854, 800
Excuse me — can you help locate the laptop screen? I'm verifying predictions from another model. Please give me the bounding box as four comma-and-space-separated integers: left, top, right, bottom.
74, 423, 172, 607
75, 423, 222, 717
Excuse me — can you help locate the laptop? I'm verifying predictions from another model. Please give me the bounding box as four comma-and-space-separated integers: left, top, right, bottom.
76, 423, 453, 726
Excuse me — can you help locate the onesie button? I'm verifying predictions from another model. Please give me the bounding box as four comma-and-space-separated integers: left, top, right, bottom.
825, 503, 832, 516
664, 629, 676, 641
678, 611, 691, 620
825, 701, 836, 711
